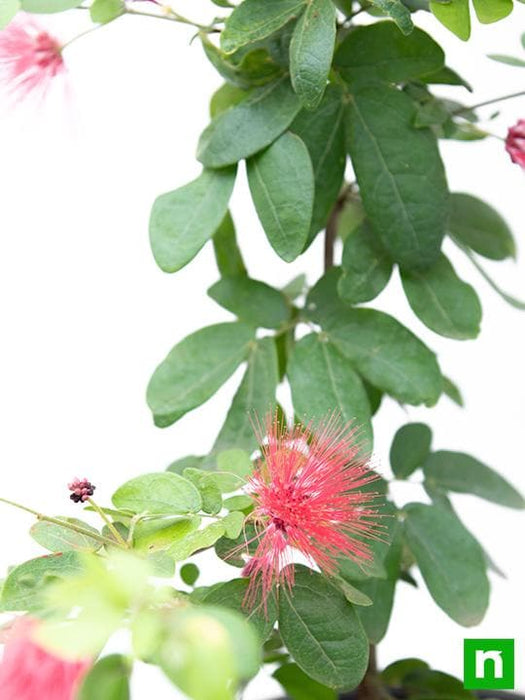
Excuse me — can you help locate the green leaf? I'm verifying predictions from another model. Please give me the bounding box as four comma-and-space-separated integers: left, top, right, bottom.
247, 131, 314, 261
368, 0, 414, 33
215, 522, 259, 567
212, 212, 247, 277
221, 512, 245, 540
167, 455, 204, 474
338, 222, 393, 304
306, 267, 348, 328
421, 66, 473, 90
488, 53, 525, 67
168, 521, 226, 560
133, 517, 201, 553
221, 0, 306, 54
403, 669, 476, 699
210, 83, 249, 118
290, 85, 346, 238
430, 0, 471, 41
390, 423, 432, 479
381, 658, 430, 686
274, 663, 337, 700
331, 578, 373, 607
1, 552, 83, 611
149, 167, 237, 273
401, 254, 482, 340
30, 518, 102, 553
223, 495, 253, 512
458, 245, 525, 311
180, 563, 200, 586
423, 451, 525, 509
356, 531, 401, 643
112, 473, 202, 515
442, 376, 464, 406
214, 449, 253, 492
324, 308, 442, 406
201, 35, 282, 89
289, 0, 336, 110
208, 276, 290, 329
282, 273, 307, 300
278, 566, 369, 689
287, 333, 373, 454
20, 0, 82, 11
404, 503, 489, 625
203, 578, 277, 641
147, 322, 255, 427
346, 84, 448, 270
335, 22, 444, 84
197, 77, 301, 168
183, 469, 223, 515
208, 337, 279, 459
449, 193, 516, 261
90, 0, 124, 23
472, 0, 512, 23
0, 0, 19, 28
78, 655, 131, 700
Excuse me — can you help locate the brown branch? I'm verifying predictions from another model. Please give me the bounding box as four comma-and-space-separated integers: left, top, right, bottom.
323, 184, 354, 272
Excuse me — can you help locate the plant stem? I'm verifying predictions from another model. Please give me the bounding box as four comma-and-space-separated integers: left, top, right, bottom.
453, 90, 525, 116
0, 496, 126, 550
75, 5, 218, 32
357, 645, 389, 700
324, 184, 354, 272
87, 497, 128, 547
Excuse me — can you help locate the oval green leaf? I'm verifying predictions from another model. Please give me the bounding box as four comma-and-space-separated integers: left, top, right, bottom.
472, 0, 512, 23
147, 322, 254, 427
197, 77, 301, 168
78, 654, 131, 700
423, 451, 525, 509
401, 254, 482, 340
208, 276, 290, 329
404, 503, 489, 626
290, 0, 336, 110
287, 333, 373, 454
149, 167, 236, 273
30, 518, 102, 553
390, 423, 432, 479
346, 84, 448, 270
278, 566, 369, 689
247, 131, 314, 261
338, 222, 393, 304
430, 0, 471, 41
112, 473, 202, 515
449, 193, 516, 261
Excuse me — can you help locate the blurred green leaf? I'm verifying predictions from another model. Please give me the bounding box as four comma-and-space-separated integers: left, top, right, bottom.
20, 0, 82, 11
90, 0, 124, 23
346, 84, 448, 270
381, 658, 430, 685
149, 167, 236, 273
472, 0, 512, 23
424, 451, 525, 509
488, 53, 525, 67
401, 254, 482, 340
198, 77, 301, 168
0, 0, 19, 28
112, 473, 202, 515
147, 322, 254, 427
390, 423, 432, 479
247, 131, 314, 262
78, 654, 131, 700
290, 0, 336, 110
274, 663, 337, 700
210, 83, 248, 118
180, 563, 200, 586
404, 503, 489, 625
442, 376, 464, 406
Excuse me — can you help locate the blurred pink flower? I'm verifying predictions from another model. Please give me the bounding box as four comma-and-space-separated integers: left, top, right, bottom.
241, 414, 381, 607
0, 617, 91, 700
505, 119, 525, 169
0, 15, 65, 105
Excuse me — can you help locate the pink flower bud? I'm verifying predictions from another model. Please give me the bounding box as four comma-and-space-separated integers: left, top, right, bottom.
505, 119, 525, 169
68, 477, 95, 503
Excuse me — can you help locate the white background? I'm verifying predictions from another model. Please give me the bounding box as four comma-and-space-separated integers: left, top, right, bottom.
0, 2, 524, 697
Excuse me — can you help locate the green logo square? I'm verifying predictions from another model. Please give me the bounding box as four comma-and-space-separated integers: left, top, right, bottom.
464, 639, 514, 690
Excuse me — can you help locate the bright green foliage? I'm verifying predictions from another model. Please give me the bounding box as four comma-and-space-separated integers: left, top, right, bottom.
430, 0, 471, 40
180, 562, 200, 586
247, 131, 314, 261
149, 167, 236, 273
112, 473, 202, 515
404, 503, 490, 625
401, 254, 482, 340
390, 423, 432, 479
0, 0, 19, 27
423, 451, 525, 508
289, 0, 336, 109
30, 518, 102, 553
274, 663, 337, 700
20, 0, 82, 10
90, 0, 124, 23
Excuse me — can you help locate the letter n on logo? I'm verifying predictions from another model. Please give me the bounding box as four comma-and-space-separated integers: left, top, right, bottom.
464, 639, 514, 690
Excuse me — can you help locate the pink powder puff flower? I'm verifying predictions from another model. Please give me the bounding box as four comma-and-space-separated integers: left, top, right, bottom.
505, 119, 525, 170
0, 617, 91, 700
0, 15, 65, 105
240, 414, 382, 607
